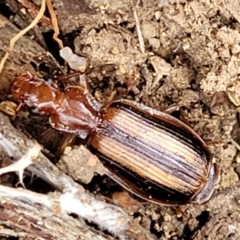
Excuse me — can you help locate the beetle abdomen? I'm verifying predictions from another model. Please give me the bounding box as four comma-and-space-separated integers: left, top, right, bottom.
90, 100, 216, 205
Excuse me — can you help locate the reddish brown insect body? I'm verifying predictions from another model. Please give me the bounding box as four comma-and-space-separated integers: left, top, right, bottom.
11, 73, 220, 205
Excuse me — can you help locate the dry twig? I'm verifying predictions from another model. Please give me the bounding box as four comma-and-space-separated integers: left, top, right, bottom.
18, 0, 52, 28
0, 185, 114, 240
0, 112, 154, 240
0, 0, 46, 74
131, 0, 145, 53
46, 0, 64, 49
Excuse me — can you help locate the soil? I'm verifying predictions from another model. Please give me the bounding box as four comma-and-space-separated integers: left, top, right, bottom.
1, 0, 240, 239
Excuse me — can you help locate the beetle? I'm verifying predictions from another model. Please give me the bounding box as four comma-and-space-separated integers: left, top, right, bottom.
11, 72, 220, 205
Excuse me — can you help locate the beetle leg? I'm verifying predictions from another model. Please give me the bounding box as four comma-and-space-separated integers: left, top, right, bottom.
230, 138, 240, 151
104, 71, 138, 107
163, 105, 191, 126
49, 114, 90, 140
174, 206, 187, 218
206, 140, 224, 146
112, 190, 144, 212
39, 128, 76, 158
16, 102, 23, 112
178, 109, 191, 126
162, 105, 180, 114
78, 74, 90, 90
124, 70, 138, 96
102, 91, 117, 107
55, 133, 76, 158
58, 72, 82, 81
58, 73, 90, 90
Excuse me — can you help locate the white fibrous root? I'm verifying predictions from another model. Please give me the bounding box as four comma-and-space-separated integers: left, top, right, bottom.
0, 112, 153, 240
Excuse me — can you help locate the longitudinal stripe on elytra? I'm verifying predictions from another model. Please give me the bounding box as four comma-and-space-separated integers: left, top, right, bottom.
112, 116, 205, 170
91, 131, 202, 193
107, 105, 207, 161
103, 124, 204, 182
117, 104, 209, 162
103, 106, 208, 174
